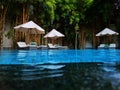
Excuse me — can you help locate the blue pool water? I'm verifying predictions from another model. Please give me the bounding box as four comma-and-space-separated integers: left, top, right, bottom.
0, 49, 120, 90
0, 49, 120, 64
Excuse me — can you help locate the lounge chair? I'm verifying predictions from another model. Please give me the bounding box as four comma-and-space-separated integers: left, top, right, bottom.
98, 44, 108, 49
17, 42, 29, 49
109, 44, 116, 49
29, 42, 37, 50
48, 43, 58, 49
98, 44, 105, 49
55, 44, 68, 49
38, 45, 47, 49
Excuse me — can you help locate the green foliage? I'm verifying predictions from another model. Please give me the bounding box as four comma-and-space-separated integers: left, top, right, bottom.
45, 0, 56, 22
85, 0, 93, 7
75, 24, 79, 30
5, 29, 14, 39
1, 0, 118, 48
16, 0, 35, 3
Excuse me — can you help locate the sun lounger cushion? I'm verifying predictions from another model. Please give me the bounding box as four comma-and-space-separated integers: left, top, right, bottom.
48, 43, 58, 49
17, 42, 28, 48
109, 44, 116, 48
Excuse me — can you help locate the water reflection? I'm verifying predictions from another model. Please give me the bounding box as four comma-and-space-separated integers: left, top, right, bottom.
16, 50, 27, 61
0, 63, 120, 90
0, 49, 120, 64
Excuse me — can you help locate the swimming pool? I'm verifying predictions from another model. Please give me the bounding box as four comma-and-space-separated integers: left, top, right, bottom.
0, 49, 120, 65
0, 49, 120, 90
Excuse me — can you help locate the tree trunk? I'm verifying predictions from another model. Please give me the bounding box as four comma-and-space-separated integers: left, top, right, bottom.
0, 6, 8, 49
80, 29, 85, 49
15, 3, 30, 45
92, 31, 96, 48
22, 4, 29, 23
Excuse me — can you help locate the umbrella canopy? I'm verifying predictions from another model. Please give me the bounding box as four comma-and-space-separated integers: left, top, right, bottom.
14, 21, 45, 34
96, 28, 119, 36
44, 29, 64, 38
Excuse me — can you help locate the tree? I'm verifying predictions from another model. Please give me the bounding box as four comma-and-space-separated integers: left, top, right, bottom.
1, 0, 118, 49
0, 1, 9, 49
85, 0, 117, 48
54, 0, 93, 48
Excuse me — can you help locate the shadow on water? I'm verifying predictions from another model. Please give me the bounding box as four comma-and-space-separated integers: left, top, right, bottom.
0, 63, 120, 90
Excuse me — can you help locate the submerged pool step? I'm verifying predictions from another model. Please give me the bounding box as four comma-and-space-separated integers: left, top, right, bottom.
0, 64, 65, 80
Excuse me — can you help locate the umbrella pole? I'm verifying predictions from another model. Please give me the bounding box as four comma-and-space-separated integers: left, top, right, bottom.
45, 38, 48, 45
27, 29, 30, 44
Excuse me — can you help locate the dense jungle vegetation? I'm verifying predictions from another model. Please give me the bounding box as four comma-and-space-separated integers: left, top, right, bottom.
0, 0, 120, 49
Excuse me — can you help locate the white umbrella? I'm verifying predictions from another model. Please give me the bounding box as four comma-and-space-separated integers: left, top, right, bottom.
44, 29, 64, 38
96, 28, 119, 36
14, 21, 45, 44
44, 29, 64, 44
14, 21, 45, 34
